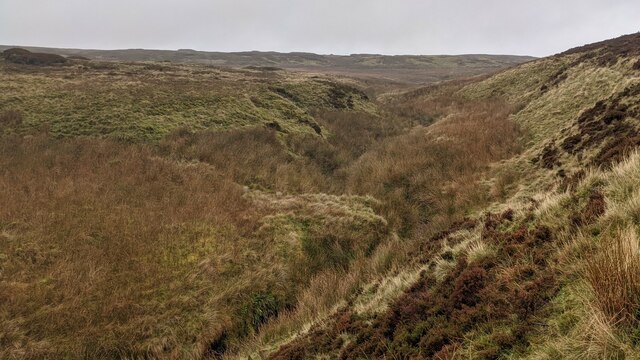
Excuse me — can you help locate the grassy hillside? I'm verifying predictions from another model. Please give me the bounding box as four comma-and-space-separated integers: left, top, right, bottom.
1, 33, 639, 359
234, 33, 640, 359
0, 54, 376, 141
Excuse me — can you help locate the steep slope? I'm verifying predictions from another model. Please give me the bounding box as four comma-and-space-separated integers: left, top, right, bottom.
238, 33, 640, 359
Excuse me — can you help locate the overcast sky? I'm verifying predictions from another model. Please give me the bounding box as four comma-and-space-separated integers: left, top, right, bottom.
1, 0, 639, 56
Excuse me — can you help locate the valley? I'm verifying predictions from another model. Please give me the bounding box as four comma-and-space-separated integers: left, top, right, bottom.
1, 33, 640, 359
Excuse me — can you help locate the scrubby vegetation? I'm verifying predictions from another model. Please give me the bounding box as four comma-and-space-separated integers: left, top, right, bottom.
237, 33, 640, 359
2, 33, 640, 359
2, 48, 67, 66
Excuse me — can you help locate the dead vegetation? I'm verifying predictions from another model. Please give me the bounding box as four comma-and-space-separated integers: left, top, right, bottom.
585, 229, 640, 328
252, 33, 640, 360
0, 61, 524, 357
270, 210, 561, 359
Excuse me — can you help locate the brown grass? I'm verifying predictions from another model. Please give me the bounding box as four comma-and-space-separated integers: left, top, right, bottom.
228, 87, 525, 359
159, 126, 329, 193
345, 98, 521, 235
0, 134, 259, 358
585, 228, 640, 328
0, 131, 394, 358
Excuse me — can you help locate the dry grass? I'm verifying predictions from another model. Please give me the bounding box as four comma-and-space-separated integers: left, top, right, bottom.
0, 134, 257, 358
0, 133, 391, 358
226, 86, 525, 358
8, 35, 633, 359
585, 229, 640, 328
345, 98, 521, 235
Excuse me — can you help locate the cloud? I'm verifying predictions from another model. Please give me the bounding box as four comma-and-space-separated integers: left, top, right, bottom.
1, 0, 639, 56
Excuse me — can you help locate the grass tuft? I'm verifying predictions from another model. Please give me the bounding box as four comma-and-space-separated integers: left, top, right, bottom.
585, 228, 640, 328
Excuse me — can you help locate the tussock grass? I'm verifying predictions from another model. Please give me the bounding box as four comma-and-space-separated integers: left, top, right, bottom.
345, 98, 521, 235
229, 83, 524, 359
0, 133, 391, 358
584, 228, 640, 328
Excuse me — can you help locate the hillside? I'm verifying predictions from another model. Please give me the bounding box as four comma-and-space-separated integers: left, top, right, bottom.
0, 45, 535, 84
238, 32, 640, 359
0, 52, 376, 141
0, 33, 639, 360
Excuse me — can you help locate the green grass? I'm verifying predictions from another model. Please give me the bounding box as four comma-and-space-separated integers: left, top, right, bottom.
0, 59, 375, 141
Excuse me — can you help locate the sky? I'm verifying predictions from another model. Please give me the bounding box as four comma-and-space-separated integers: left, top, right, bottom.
1, 0, 639, 57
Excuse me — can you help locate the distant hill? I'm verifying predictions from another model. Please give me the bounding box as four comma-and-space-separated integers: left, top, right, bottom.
0, 44, 535, 84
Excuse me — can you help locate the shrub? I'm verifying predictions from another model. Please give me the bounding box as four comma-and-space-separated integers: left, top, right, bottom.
450, 265, 487, 308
